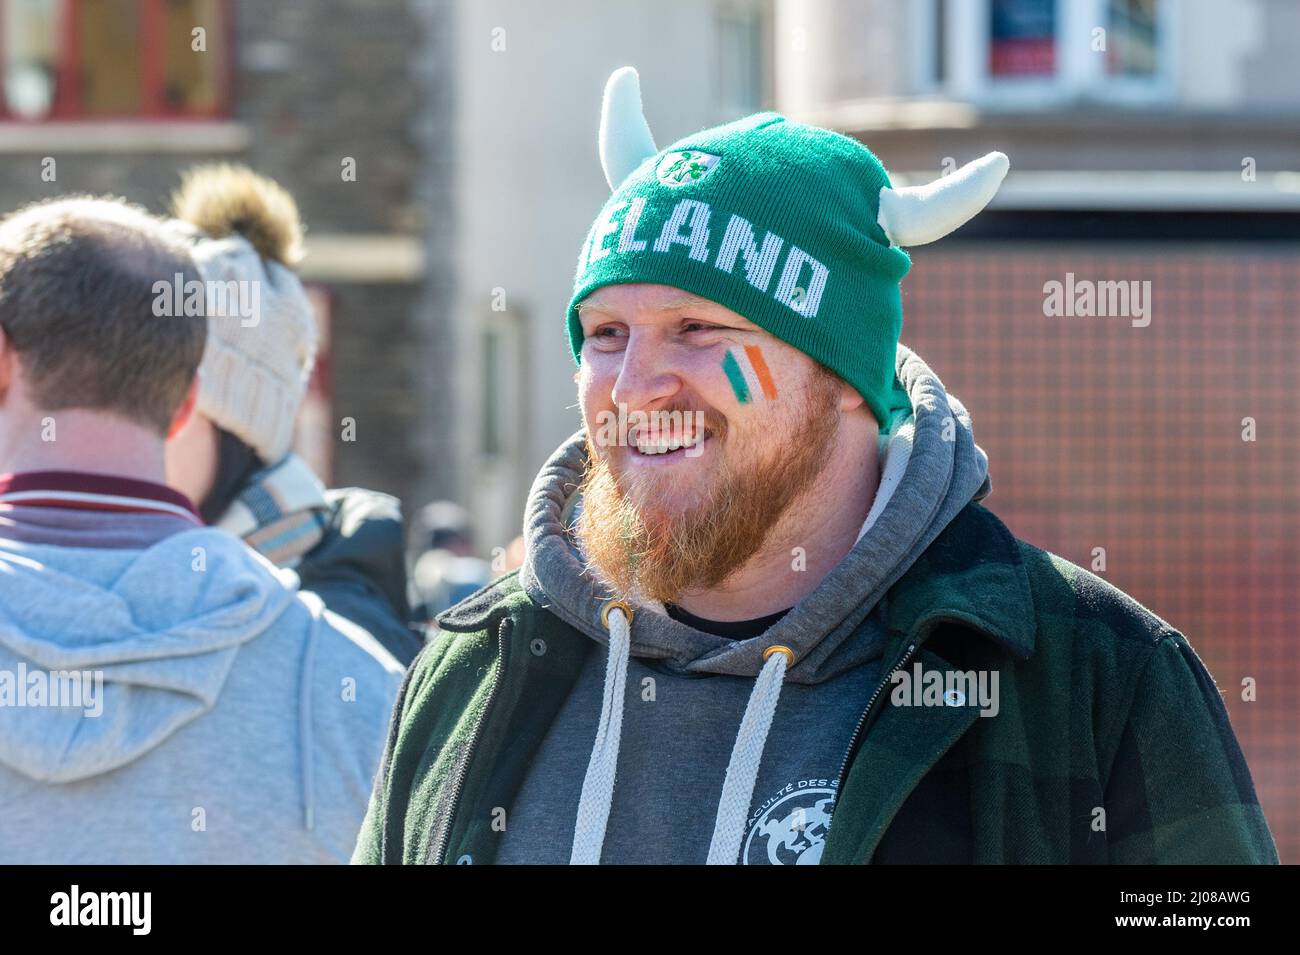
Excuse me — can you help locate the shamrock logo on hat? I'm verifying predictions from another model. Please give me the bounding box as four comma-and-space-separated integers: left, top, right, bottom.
656, 150, 720, 187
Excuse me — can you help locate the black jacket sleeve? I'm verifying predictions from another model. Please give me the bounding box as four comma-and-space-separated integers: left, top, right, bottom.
296, 487, 424, 666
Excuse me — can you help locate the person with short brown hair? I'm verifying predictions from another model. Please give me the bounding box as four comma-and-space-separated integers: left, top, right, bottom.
0, 195, 205, 435
0, 195, 402, 864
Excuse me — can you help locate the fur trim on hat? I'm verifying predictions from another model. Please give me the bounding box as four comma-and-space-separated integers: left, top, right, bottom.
170, 164, 304, 266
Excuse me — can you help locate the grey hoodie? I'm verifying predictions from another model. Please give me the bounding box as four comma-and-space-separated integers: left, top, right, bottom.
497, 343, 991, 864
0, 525, 403, 863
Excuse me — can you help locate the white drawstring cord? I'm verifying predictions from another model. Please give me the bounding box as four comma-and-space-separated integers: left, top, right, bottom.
705, 645, 792, 865
568, 602, 792, 866
569, 603, 632, 864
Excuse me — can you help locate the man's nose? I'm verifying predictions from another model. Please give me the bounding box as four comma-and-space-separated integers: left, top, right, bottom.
610, 331, 679, 410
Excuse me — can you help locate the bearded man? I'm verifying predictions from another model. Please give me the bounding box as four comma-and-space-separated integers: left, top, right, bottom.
354, 69, 1277, 865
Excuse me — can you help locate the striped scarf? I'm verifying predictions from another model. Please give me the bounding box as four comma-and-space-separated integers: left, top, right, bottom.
215, 453, 330, 567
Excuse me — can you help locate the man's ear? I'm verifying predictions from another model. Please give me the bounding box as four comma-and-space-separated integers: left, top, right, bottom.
0, 325, 14, 401
838, 377, 866, 414
167, 375, 199, 440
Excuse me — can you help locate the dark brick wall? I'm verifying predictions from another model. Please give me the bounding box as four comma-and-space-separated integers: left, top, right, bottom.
322, 282, 428, 497
901, 243, 1300, 863
233, 0, 426, 235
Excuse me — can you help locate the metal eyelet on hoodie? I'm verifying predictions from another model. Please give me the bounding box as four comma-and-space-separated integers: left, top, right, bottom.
763, 644, 795, 665
456, 854, 473, 865
600, 599, 634, 630
530, 638, 547, 657
944, 688, 966, 707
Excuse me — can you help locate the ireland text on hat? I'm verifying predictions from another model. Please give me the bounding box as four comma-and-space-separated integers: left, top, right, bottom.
578, 197, 830, 319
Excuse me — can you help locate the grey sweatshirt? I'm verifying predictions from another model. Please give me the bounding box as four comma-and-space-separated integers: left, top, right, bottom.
497, 344, 991, 864
0, 521, 404, 863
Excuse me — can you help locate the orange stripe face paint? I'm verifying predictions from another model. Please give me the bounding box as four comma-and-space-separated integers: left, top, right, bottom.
721, 346, 779, 405
743, 345, 779, 401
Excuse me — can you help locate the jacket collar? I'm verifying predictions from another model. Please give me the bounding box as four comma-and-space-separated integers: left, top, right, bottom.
883, 501, 1037, 660
440, 502, 1037, 660
0, 469, 201, 522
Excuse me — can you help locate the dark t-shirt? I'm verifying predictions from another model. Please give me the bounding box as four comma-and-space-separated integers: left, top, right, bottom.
664, 603, 792, 639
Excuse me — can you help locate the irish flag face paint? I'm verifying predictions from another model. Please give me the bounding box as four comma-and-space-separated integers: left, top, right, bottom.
721, 345, 779, 405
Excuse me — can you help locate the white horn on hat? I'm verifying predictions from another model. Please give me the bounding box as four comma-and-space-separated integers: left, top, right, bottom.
599, 66, 658, 191
877, 151, 1010, 247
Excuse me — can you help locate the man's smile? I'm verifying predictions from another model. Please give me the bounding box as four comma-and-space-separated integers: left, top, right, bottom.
628, 425, 710, 460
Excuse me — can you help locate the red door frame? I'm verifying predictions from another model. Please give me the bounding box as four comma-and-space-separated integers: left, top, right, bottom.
0, 0, 232, 121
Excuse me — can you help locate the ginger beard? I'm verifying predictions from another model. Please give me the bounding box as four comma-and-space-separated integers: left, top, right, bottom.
575, 366, 843, 605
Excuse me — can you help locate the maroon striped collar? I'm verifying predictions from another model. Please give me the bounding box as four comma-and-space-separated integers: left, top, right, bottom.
0, 471, 202, 523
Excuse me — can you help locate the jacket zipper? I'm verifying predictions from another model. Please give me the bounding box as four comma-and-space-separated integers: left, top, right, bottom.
830, 615, 990, 860
430, 616, 512, 864
833, 638, 921, 792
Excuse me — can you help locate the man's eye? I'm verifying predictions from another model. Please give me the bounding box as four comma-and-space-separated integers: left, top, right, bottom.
590, 325, 626, 338
682, 321, 719, 333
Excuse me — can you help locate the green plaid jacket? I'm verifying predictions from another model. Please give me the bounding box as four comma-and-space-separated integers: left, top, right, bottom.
353, 502, 1279, 864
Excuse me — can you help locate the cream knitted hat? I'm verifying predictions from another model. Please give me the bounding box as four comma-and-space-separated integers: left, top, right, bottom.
169, 164, 316, 465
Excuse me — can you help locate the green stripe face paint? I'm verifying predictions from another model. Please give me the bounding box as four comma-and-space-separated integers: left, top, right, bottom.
722, 346, 780, 405
721, 349, 752, 404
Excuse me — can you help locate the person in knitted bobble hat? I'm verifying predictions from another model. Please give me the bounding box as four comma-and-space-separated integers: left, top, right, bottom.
355, 69, 1277, 865
164, 165, 421, 665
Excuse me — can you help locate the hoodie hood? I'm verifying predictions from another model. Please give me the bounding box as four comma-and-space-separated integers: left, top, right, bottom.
520, 342, 991, 686
0, 527, 302, 783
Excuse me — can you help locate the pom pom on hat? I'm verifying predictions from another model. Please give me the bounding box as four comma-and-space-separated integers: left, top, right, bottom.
170, 164, 317, 465
171, 162, 304, 265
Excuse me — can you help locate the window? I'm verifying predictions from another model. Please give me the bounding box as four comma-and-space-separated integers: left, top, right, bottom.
0, 0, 230, 120
1105, 0, 1159, 77
922, 0, 1172, 106
989, 0, 1056, 78
4, 0, 56, 118
472, 309, 530, 556
479, 311, 525, 464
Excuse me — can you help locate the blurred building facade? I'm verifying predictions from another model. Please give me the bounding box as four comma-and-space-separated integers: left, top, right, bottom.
778, 0, 1300, 184
0, 0, 456, 519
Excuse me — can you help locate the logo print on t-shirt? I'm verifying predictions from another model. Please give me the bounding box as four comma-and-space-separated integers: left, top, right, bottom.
743, 785, 837, 865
